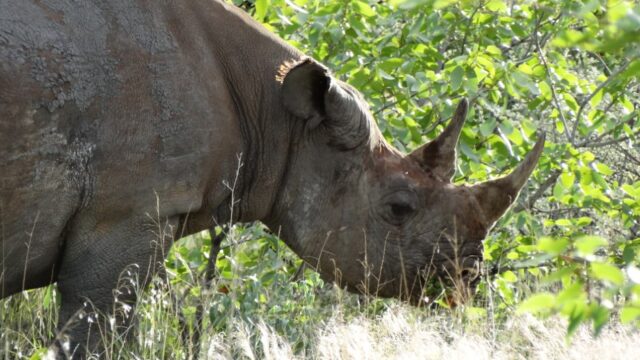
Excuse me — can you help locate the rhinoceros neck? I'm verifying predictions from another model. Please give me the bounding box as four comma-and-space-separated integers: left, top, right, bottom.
187, 0, 305, 223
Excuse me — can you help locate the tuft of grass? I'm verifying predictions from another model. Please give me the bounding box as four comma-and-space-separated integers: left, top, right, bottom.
1, 285, 58, 359
313, 307, 640, 360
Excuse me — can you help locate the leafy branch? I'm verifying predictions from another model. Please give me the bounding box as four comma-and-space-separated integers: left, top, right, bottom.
572, 57, 639, 142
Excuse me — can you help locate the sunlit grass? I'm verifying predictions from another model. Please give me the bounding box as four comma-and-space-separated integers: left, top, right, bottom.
1, 229, 638, 359
2, 284, 639, 359
1, 169, 633, 359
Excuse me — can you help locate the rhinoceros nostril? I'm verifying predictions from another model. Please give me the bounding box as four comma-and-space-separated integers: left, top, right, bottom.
460, 267, 479, 280
459, 256, 481, 278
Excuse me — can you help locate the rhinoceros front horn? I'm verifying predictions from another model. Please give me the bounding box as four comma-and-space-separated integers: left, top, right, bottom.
280, 58, 371, 149
409, 99, 468, 181
471, 133, 546, 225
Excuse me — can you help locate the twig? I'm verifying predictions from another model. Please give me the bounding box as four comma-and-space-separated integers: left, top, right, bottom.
588, 51, 612, 76
459, 3, 482, 55
577, 128, 640, 148
616, 144, 640, 165
533, 12, 572, 145
531, 206, 584, 215
291, 262, 307, 282
373, 88, 430, 116
489, 253, 626, 277
488, 260, 554, 276
513, 169, 561, 213
189, 226, 227, 360
501, 14, 562, 55
220, 237, 257, 250
572, 58, 637, 141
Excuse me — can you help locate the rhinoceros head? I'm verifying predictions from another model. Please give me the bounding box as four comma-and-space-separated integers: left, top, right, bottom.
272, 58, 544, 304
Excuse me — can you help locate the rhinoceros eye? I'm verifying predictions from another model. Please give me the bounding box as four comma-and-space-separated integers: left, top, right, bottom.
390, 202, 414, 217
382, 191, 418, 225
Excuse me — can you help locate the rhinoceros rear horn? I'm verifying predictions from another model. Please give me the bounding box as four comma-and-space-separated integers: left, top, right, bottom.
280, 58, 371, 149
471, 133, 546, 225
409, 99, 468, 181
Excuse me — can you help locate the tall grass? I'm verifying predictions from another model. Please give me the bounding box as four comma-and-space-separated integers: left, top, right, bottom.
1, 228, 638, 359
2, 284, 639, 359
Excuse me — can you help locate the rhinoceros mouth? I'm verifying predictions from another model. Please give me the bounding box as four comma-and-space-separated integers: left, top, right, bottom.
410, 254, 483, 307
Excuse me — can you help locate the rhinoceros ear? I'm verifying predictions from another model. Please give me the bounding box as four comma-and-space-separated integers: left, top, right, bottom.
280, 59, 330, 128
409, 99, 468, 181
280, 58, 371, 149
471, 133, 546, 225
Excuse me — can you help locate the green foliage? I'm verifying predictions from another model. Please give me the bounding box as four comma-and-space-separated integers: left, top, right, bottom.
168, 225, 394, 350
230, 0, 640, 334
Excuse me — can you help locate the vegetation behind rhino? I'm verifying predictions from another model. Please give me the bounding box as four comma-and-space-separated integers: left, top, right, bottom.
0, 0, 543, 356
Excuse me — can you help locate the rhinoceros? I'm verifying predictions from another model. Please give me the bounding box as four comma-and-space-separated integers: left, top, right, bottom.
0, 0, 544, 356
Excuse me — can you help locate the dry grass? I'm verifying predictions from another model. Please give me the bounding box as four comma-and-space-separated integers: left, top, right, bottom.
2, 280, 639, 359
310, 307, 640, 360
182, 303, 640, 360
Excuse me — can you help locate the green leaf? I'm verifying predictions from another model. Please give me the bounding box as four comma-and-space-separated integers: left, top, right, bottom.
254, 0, 270, 20
590, 88, 604, 108
574, 235, 608, 256
542, 265, 578, 284
433, 0, 456, 9
553, 181, 566, 201
593, 162, 614, 176
563, 93, 579, 111
555, 119, 565, 134
581, 151, 596, 162
353, 1, 376, 17
479, 118, 497, 136
485, 0, 507, 13
450, 66, 464, 91
591, 305, 610, 336
379, 58, 405, 72
590, 262, 624, 286
555, 219, 572, 227
486, 45, 502, 56
459, 141, 481, 163
576, 217, 592, 226
621, 306, 640, 324
620, 59, 640, 81
29, 348, 49, 360
622, 183, 640, 198
566, 303, 588, 337
557, 281, 586, 305
537, 236, 570, 256
560, 171, 575, 188
501, 270, 518, 283
538, 81, 552, 101
517, 293, 556, 314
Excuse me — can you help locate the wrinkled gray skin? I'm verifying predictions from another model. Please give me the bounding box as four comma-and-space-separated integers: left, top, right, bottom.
0, 0, 544, 357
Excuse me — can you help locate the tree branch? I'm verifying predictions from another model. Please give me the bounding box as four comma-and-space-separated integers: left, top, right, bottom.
616, 144, 640, 166
373, 88, 430, 116
576, 127, 640, 148
588, 51, 612, 76
533, 13, 572, 145
572, 58, 637, 142
513, 169, 561, 213
459, 3, 482, 55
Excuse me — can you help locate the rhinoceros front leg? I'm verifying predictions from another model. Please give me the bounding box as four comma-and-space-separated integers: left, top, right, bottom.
52, 214, 178, 358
